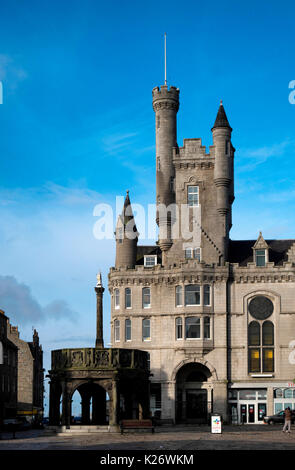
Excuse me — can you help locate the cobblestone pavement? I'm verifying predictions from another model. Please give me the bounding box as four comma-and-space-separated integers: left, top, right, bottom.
0, 425, 295, 450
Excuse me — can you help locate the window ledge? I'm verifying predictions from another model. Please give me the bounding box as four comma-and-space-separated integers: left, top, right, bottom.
250, 374, 274, 378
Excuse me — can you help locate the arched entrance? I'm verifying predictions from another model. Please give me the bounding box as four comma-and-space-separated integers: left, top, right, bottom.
72, 382, 108, 425
176, 362, 212, 424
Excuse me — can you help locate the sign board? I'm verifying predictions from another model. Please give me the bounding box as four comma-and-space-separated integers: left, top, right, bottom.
211, 415, 222, 434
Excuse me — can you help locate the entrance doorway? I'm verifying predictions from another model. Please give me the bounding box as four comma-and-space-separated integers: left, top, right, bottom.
186, 389, 207, 421
176, 363, 212, 424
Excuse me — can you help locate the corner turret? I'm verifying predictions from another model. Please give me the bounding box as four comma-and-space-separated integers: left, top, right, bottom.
212, 101, 235, 262
115, 191, 138, 269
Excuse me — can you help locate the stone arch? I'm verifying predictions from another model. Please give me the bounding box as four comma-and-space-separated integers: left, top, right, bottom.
171, 358, 218, 383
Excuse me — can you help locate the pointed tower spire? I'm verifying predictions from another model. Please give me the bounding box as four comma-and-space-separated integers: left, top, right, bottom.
212, 101, 232, 131
115, 191, 138, 269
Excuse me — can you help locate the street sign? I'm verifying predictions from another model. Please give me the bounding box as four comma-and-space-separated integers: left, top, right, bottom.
211, 414, 222, 433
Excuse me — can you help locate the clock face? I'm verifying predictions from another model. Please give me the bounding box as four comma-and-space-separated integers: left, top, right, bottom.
248, 296, 274, 320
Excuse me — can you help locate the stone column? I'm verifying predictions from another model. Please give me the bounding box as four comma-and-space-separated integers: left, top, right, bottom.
212, 382, 228, 420
110, 380, 119, 425
95, 273, 104, 348
61, 382, 72, 427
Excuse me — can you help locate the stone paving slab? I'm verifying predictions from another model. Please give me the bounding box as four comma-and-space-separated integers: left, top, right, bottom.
0, 425, 295, 450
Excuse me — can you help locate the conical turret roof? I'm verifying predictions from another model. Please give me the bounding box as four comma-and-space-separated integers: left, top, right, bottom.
117, 190, 138, 237
212, 101, 232, 131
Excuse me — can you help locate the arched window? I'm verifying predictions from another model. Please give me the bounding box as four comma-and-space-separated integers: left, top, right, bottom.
248, 320, 274, 373
248, 321, 260, 346
125, 319, 131, 341
185, 285, 200, 306
125, 288, 132, 309
114, 289, 120, 309
142, 287, 151, 308
176, 317, 182, 339
114, 320, 120, 342
176, 286, 182, 307
142, 318, 151, 341
262, 321, 274, 345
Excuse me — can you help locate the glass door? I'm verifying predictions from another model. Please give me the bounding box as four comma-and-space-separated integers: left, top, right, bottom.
248, 404, 255, 423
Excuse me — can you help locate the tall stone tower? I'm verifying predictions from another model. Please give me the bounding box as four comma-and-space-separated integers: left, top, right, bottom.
152, 85, 179, 255
212, 101, 234, 262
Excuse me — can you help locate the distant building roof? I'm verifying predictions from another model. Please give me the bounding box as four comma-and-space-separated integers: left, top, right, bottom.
229, 239, 295, 266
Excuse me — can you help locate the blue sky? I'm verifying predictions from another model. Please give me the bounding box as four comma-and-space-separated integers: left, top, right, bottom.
0, 0, 294, 414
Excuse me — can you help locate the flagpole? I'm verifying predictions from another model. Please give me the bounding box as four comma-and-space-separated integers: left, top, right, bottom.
164, 32, 167, 85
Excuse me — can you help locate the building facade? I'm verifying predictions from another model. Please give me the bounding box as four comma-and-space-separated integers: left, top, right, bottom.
0, 309, 18, 424
7, 322, 44, 423
108, 81, 295, 424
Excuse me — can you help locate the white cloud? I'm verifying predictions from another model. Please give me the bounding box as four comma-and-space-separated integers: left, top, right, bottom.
0, 275, 77, 326
237, 139, 295, 173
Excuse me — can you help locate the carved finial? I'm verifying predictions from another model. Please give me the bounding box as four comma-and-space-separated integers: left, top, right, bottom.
220, 99, 223, 105
96, 272, 102, 287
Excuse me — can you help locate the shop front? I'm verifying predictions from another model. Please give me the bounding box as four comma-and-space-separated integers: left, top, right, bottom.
228, 389, 267, 424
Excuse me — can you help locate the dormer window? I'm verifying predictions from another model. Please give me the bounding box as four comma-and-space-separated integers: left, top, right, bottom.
144, 255, 157, 267
255, 250, 266, 267
252, 232, 269, 267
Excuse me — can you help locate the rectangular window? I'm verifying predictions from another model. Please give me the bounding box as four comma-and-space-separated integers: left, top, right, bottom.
144, 255, 157, 267
176, 317, 183, 339
125, 319, 131, 341
193, 248, 201, 261
114, 289, 120, 309
256, 250, 266, 267
185, 317, 200, 339
176, 286, 182, 306
142, 287, 151, 308
204, 316, 211, 339
125, 288, 132, 308
249, 348, 261, 373
263, 348, 274, 372
187, 186, 199, 206
114, 320, 120, 342
185, 285, 200, 306
117, 227, 123, 244
142, 318, 151, 341
185, 248, 193, 259
204, 285, 210, 306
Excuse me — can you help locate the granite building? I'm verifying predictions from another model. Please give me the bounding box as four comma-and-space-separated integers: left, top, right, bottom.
7, 321, 44, 423
108, 80, 295, 424
0, 309, 18, 424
